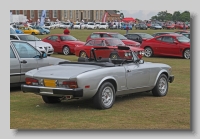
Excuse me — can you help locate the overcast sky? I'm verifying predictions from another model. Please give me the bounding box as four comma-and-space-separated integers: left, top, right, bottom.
121, 10, 184, 20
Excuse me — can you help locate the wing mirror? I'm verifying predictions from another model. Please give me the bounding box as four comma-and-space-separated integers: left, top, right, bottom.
41, 51, 47, 58
174, 40, 178, 44
56, 39, 60, 42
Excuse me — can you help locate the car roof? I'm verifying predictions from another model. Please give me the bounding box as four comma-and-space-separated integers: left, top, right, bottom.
126, 33, 149, 35
88, 37, 119, 40
157, 33, 183, 37
10, 40, 28, 43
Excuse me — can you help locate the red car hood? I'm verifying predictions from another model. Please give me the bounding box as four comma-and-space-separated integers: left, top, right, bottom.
121, 39, 138, 45
129, 46, 144, 51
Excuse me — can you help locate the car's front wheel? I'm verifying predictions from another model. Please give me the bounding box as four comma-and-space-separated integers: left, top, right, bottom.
42, 96, 61, 103
93, 82, 115, 109
62, 46, 70, 55
152, 74, 168, 96
183, 49, 190, 59
144, 47, 153, 57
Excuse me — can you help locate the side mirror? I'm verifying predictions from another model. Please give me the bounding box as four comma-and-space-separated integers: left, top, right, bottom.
56, 39, 60, 42
142, 38, 147, 41
41, 52, 47, 58
174, 41, 178, 44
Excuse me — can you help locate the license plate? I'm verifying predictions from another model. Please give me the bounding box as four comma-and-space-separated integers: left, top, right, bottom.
44, 79, 56, 87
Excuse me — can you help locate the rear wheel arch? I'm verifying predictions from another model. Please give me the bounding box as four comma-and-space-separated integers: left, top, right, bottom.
97, 78, 117, 94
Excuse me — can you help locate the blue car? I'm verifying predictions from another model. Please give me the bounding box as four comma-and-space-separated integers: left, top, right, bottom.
15, 29, 24, 34
31, 26, 50, 35
121, 23, 133, 30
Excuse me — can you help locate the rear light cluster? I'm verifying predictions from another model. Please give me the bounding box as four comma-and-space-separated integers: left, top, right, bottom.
25, 77, 78, 89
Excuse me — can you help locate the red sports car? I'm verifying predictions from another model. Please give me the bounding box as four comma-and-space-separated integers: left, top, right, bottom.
175, 23, 188, 29
75, 38, 144, 59
140, 34, 190, 59
86, 32, 141, 47
42, 34, 85, 55
164, 23, 175, 29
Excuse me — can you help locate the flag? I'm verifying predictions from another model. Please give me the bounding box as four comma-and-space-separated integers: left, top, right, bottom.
40, 10, 46, 27
102, 12, 108, 22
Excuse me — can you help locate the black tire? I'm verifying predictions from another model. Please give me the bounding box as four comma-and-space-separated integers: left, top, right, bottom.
110, 53, 119, 59
183, 49, 190, 59
42, 96, 61, 103
152, 74, 168, 97
93, 82, 115, 109
62, 46, 70, 55
79, 51, 87, 58
144, 47, 153, 57
32, 32, 35, 35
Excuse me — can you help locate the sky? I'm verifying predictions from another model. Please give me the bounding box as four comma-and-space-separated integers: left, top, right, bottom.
121, 10, 184, 20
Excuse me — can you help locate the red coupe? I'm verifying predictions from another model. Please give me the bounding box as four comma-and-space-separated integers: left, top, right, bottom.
42, 34, 85, 55
86, 32, 141, 47
75, 38, 144, 59
164, 23, 175, 29
140, 34, 190, 59
175, 22, 188, 29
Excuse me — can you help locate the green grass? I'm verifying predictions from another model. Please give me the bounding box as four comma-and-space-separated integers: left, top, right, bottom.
10, 28, 190, 130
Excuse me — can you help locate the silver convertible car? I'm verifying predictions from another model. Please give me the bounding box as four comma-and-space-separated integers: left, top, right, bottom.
21, 47, 174, 109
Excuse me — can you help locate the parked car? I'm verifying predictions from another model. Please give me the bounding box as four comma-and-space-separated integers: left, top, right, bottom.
21, 46, 174, 109
86, 32, 141, 47
42, 34, 85, 55
81, 22, 88, 29
135, 23, 148, 30
152, 32, 178, 37
95, 22, 101, 29
174, 30, 190, 34
31, 26, 50, 35
124, 33, 154, 44
75, 37, 144, 59
59, 22, 71, 29
140, 34, 190, 59
10, 34, 54, 56
164, 23, 175, 29
44, 22, 55, 30
121, 23, 132, 30
150, 24, 162, 30
99, 22, 108, 29
10, 40, 67, 87
73, 22, 81, 29
182, 33, 190, 39
87, 22, 96, 29
175, 23, 188, 29
18, 26, 40, 35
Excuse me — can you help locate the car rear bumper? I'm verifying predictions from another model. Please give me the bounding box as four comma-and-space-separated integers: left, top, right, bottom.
169, 75, 174, 83
21, 84, 83, 97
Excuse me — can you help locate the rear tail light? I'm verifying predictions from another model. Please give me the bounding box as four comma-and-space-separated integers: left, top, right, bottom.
25, 77, 39, 85
62, 81, 78, 89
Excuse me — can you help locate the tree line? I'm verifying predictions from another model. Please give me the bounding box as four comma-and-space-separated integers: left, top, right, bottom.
150, 10, 190, 22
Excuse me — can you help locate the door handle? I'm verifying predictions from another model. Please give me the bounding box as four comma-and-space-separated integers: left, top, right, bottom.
127, 69, 131, 72
20, 60, 27, 64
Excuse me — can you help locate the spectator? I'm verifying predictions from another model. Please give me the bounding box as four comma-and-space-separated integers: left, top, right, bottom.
63, 28, 70, 35
183, 23, 186, 30
126, 24, 129, 34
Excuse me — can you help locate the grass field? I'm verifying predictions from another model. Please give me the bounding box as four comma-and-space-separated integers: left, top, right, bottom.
10, 28, 190, 129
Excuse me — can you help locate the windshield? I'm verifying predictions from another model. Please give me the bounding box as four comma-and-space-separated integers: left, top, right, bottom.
105, 39, 125, 46
88, 23, 94, 25
45, 23, 50, 26
75, 23, 80, 25
60, 35, 77, 41
18, 35, 40, 41
176, 36, 190, 43
10, 28, 16, 34
139, 34, 154, 39
110, 34, 127, 40
100, 23, 106, 25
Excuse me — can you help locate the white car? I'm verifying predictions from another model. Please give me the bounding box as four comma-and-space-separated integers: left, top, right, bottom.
87, 22, 96, 29
10, 34, 54, 56
95, 22, 100, 29
99, 22, 108, 29
81, 22, 88, 29
53, 22, 60, 28
73, 22, 81, 29
44, 22, 55, 30
59, 22, 71, 29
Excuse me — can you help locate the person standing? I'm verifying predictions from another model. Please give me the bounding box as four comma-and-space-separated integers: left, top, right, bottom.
183, 22, 186, 30
126, 24, 129, 34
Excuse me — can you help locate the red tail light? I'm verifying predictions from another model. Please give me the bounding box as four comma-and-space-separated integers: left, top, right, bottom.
62, 81, 78, 89
25, 77, 38, 85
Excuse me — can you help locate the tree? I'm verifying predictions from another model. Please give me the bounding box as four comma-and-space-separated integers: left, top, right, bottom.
172, 11, 181, 21
179, 11, 190, 22
151, 15, 158, 20
157, 10, 168, 21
